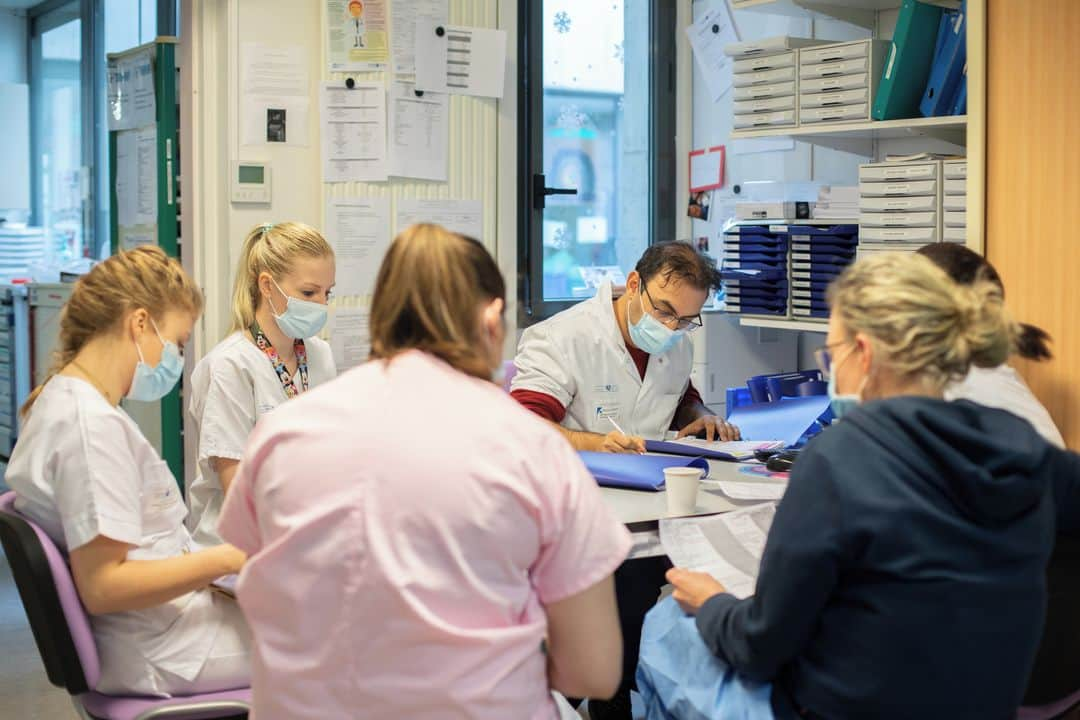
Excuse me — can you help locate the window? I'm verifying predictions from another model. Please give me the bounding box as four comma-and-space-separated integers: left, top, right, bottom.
28, 0, 159, 264
518, 1, 676, 324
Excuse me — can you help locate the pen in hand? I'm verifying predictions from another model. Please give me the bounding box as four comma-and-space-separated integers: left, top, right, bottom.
605, 416, 645, 454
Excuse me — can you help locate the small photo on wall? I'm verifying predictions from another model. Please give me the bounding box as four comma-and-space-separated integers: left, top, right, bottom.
696, 236, 709, 253
688, 190, 711, 221
266, 108, 287, 143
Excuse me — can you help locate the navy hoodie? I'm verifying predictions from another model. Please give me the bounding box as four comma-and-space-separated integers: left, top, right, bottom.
695, 397, 1080, 719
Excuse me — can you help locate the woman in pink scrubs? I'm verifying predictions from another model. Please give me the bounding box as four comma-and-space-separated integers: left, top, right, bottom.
219, 224, 632, 719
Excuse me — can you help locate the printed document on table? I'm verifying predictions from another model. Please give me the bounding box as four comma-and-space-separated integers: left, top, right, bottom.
320, 82, 388, 182
659, 502, 776, 599
685, 4, 739, 103
415, 20, 507, 98
391, 0, 448, 75
395, 198, 483, 240
324, 197, 392, 297
389, 79, 448, 181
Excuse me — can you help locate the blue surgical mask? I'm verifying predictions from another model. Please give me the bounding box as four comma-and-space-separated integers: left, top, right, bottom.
627, 291, 684, 355
127, 320, 183, 402
269, 278, 329, 339
826, 344, 865, 420
827, 372, 862, 420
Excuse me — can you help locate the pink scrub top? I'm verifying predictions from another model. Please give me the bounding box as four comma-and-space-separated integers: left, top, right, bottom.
219, 350, 632, 719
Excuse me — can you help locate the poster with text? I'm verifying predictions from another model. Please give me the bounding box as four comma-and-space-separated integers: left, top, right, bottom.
327, 0, 389, 71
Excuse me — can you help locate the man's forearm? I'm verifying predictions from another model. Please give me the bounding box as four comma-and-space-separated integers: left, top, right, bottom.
550, 421, 604, 452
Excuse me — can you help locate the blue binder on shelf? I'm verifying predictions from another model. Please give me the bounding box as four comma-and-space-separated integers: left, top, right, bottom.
950, 62, 968, 115
920, 2, 967, 117
579, 452, 709, 491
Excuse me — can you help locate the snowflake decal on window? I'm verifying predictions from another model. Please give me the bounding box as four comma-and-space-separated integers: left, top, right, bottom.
554, 11, 572, 33
557, 104, 589, 130
614, 42, 624, 63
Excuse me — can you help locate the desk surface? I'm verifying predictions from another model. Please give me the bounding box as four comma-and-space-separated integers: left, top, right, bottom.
602, 460, 768, 530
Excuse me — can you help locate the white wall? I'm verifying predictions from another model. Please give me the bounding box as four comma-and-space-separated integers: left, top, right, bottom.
0, 9, 28, 84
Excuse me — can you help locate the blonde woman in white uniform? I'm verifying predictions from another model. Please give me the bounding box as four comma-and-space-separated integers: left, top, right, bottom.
917, 243, 1065, 447
186, 222, 337, 547
5, 246, 250, 696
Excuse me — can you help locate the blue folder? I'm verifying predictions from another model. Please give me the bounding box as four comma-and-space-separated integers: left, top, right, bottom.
579, 452, 709, 491
920, 3, 966, 117
726, 395, 833, 447
720, 268, 786, 282
950, 62, 967, 115
791, 242, 858, 255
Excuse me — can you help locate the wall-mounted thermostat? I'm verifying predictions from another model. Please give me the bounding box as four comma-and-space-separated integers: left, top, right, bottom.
231, 161, 271, 204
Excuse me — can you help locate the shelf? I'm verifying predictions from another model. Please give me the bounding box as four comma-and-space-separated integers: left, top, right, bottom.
730, 0, 960, 28
731, 116, 967, 152
739, 317, 829, 333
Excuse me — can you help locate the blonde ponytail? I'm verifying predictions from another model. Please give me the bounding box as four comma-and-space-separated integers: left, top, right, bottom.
827, 252, 1018, 392
229, 222, 334, 335
21, 246, 203, 417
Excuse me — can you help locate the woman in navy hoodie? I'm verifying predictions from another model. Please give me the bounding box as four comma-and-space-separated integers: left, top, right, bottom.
668, 252, 1080, 719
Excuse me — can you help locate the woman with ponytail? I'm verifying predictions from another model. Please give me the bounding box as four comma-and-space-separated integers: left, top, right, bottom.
917, 242, 1064, 447
6, 246, 250, 696
186, 221, 337, 546
216, 225, 629, 719
665, 252, 1080, 719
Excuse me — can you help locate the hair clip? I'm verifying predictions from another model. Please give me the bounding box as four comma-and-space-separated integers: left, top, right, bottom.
261, 223, 274, 234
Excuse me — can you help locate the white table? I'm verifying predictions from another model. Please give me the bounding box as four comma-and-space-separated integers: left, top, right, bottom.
602, 459, 767, 534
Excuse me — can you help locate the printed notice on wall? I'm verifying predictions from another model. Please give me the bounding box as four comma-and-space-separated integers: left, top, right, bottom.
389, 79, 448, 182
395, 198, 483, 241
414, 20, 507, 99
325, 197, 392, 297
327, 0, 390, 71
390, 0, 447, 75
320, 82, 388, 183
107, 47, 156, 131
330, 307, 371, 371
240, 43, 311, 147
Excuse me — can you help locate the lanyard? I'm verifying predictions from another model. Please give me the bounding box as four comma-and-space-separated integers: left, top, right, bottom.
251, 321, 309, 398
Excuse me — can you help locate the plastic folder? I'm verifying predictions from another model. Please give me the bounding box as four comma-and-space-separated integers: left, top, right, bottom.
645, 438, 784, 461
920, 3, 966, 117
579, 452, 709, 491
872, 0, 944, 120
726, 395, 832, 448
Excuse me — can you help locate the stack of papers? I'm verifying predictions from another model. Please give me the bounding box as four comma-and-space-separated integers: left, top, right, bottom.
812, 185, 860, 219
660, 502, 777, 598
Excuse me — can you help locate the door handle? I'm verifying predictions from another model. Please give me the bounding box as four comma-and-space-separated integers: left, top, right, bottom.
532, 173, 578, 209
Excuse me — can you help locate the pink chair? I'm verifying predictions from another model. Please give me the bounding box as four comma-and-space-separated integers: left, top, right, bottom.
0, 492, 251, 720
501, 360, 517, 393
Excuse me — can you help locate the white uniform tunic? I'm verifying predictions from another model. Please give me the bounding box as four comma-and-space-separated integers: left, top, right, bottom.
6, 375, 250, 696
186, 331, 336, 547
511, 281, 693, 439
945, 364, 1065, 448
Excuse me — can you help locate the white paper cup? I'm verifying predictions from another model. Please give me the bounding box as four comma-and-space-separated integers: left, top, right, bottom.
664, 466, 702, 516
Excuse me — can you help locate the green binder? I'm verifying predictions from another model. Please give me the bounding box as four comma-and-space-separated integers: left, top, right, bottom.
872, 0, 944, 120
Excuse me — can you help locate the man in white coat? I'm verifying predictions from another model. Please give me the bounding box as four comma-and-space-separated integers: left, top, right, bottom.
511, 241, 739, 453
511, 241, 739, 720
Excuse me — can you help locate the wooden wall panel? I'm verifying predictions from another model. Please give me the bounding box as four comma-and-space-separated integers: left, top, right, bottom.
986, 0, 1080, 448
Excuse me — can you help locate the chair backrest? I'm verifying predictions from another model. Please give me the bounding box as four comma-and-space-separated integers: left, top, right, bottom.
501, 360, 517, 393
1022, 533, 1080, 708
0, 491, 98, 694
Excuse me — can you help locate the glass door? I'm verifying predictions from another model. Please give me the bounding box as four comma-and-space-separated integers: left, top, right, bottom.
519, 0, 677, 323
31, 3, 87, 266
